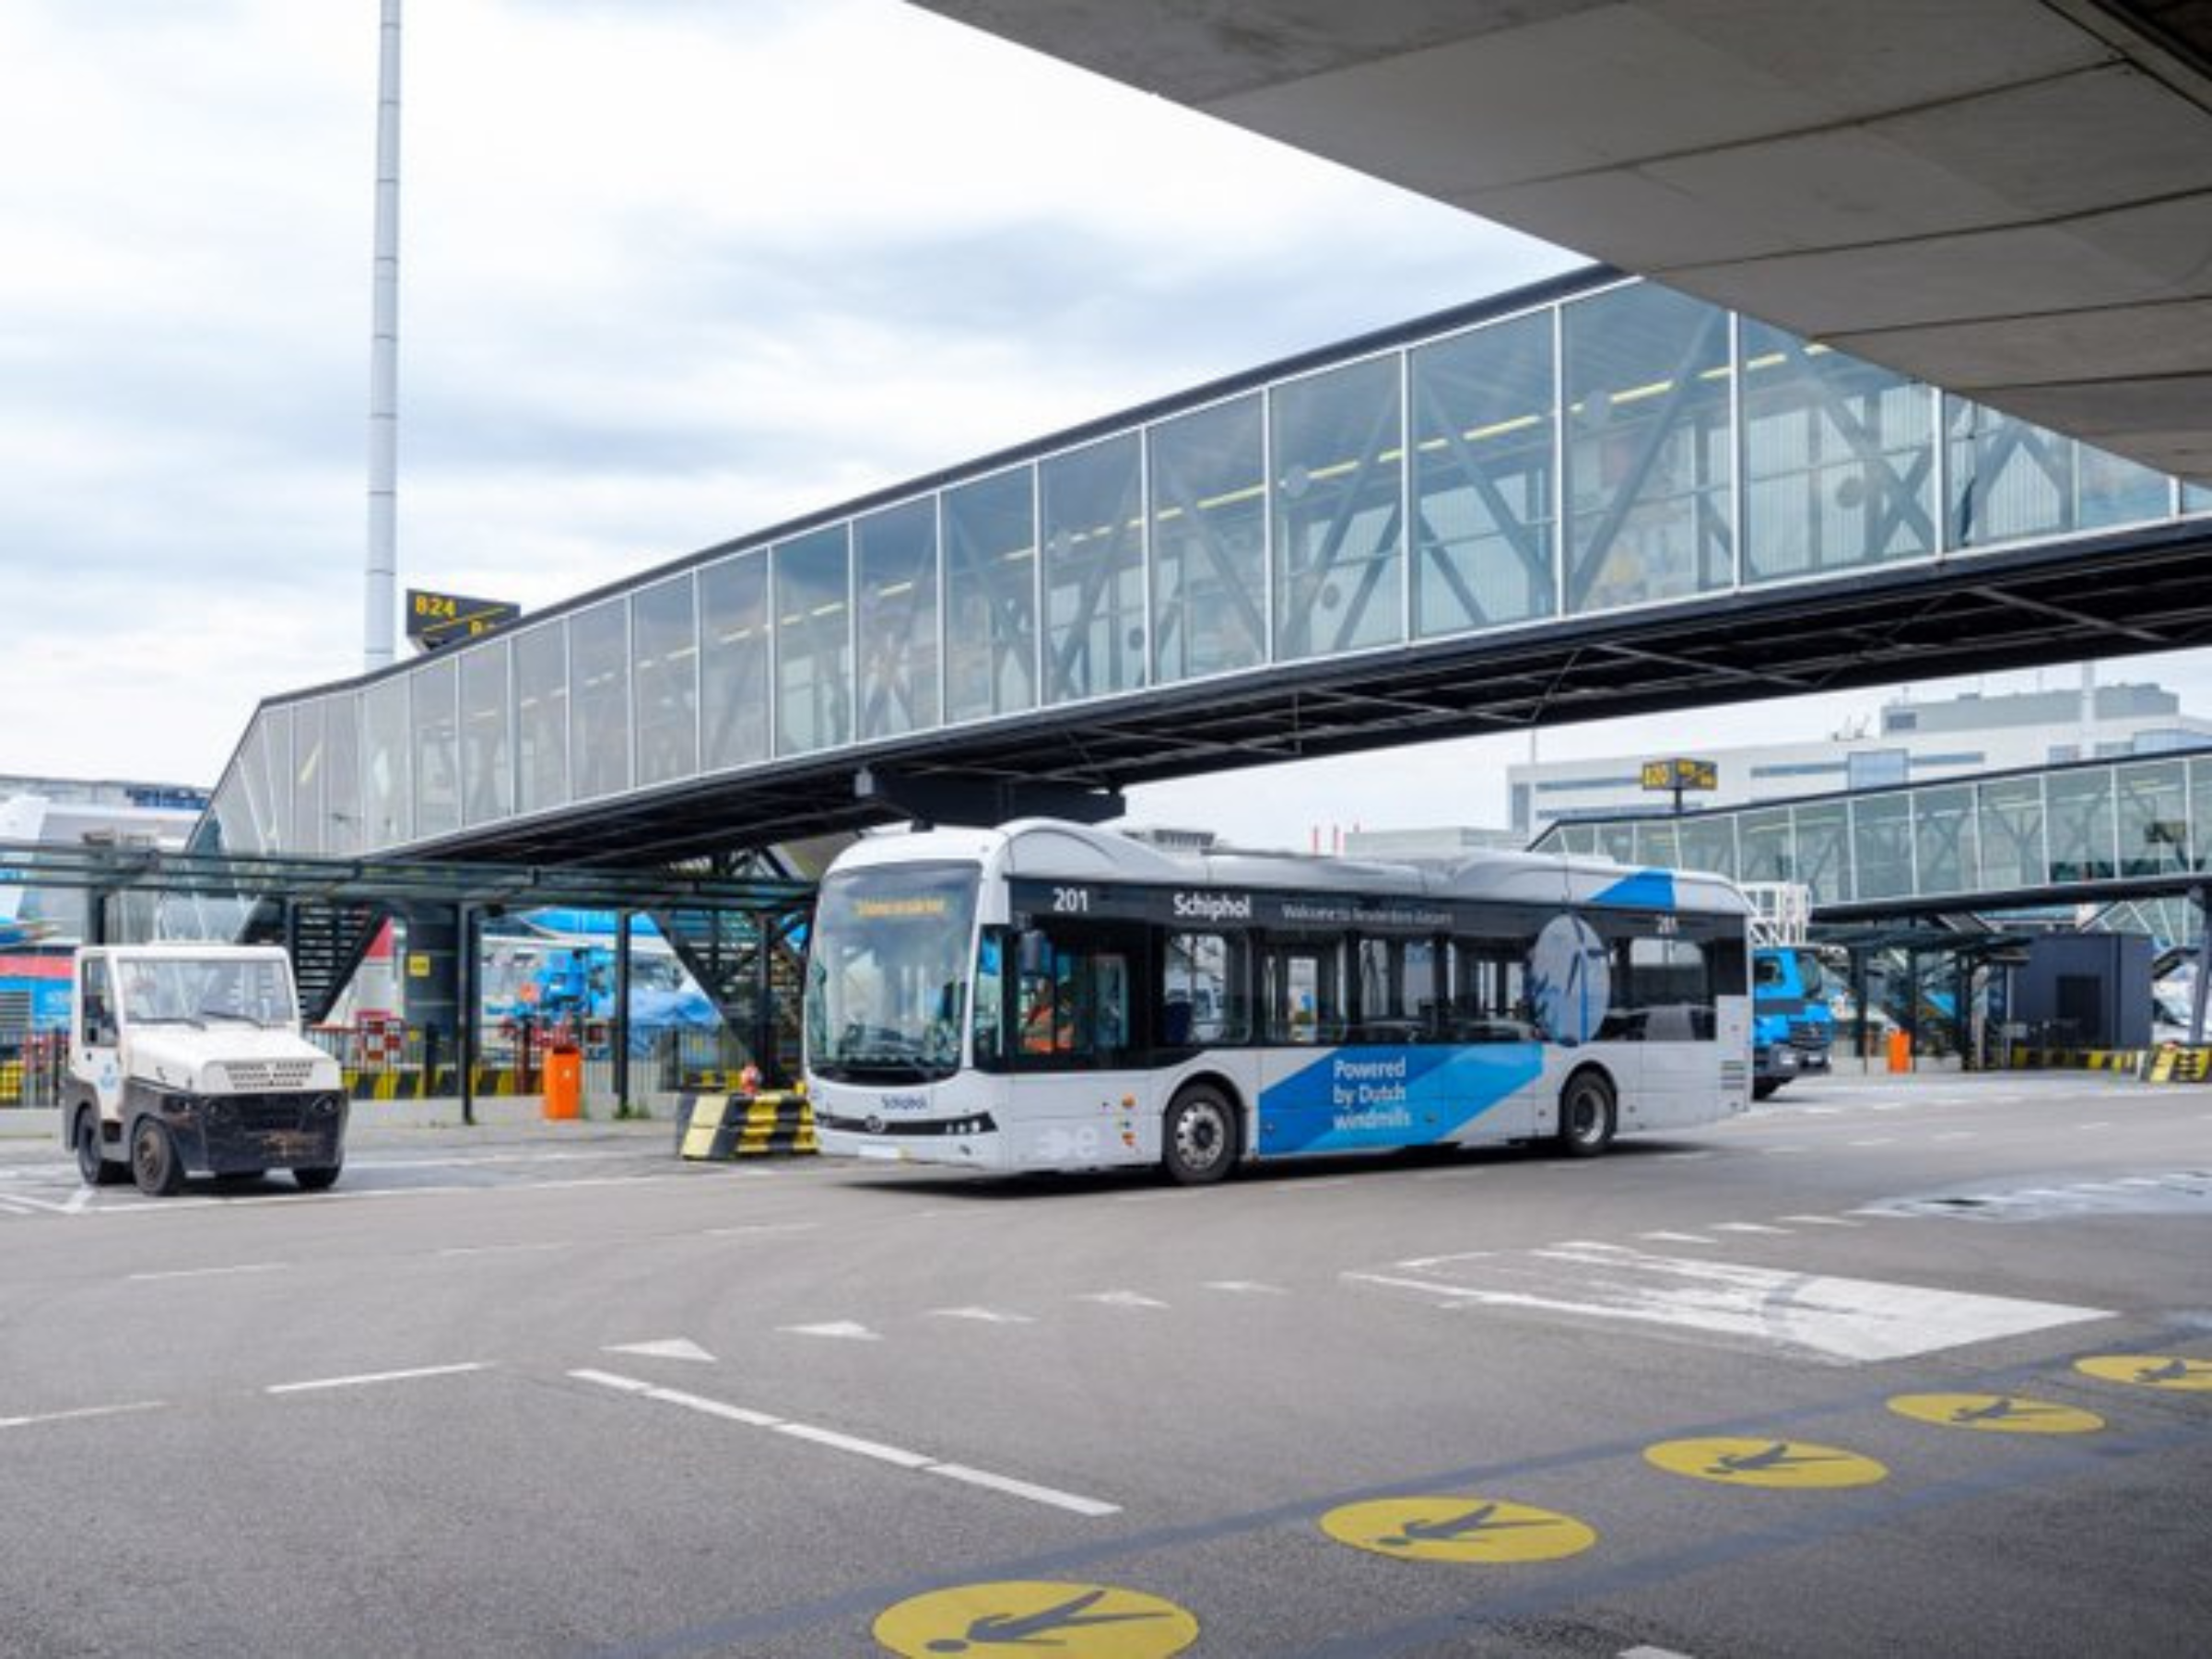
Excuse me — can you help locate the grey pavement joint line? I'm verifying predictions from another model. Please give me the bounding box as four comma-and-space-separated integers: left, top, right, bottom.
568, 1370, 1119, 1519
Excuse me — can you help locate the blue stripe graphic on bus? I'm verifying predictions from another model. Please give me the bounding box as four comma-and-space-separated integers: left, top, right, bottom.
1257, 1044, 1544, 1155
1588, 869, 1677, 910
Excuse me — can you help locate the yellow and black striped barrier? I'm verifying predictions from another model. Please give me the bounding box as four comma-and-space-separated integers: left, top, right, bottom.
2007, 1045, 2212, 1082
677, 1090, 815, 1160
0, 1060, 21, 1107
2007, 1047, 2147, 1073
341, 1066, 530, 1100
2146, 1045, 2212, 1084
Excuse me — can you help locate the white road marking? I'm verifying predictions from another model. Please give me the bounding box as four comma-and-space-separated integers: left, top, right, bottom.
1, 1190, 95, 1215
1355, 1244, 2108, 1363
2, 1401, 165, 1430
1081, 1290, 1169, 1310
1776, 1215, 1859, 1228
928, 1463, 1121, 1517
779, 1321, 881, 1341
1620, 1647, 1697, 1659
702, 1221, 820, 1239
62, 1187, 92, 1215
438, 1241, 571, 1257
1849, 1138, 1896, 1148
1637, 1231, 1718, 1245
0, 1197, 32, 1217
266, 1362, 489, 1394
777, 1421, 935, 1468
1657, 1151, 1712, 1161
2076, 1122, 2114, 1131
605, 1338, 716, 1363
1398, 1251, 1498, 1270
569, 1371, 1120, 1517
930, 1307, 1035, 1324
1413, 1164, 1497, 1181
1933, 1131, 1973, 1142
128, 1262, 290, 1283
1341, 1272, 1500, 1306
1710, 1222, 1791, 1235
1204, 1280, 1289, 1295
1761, 1146, 1810, 1155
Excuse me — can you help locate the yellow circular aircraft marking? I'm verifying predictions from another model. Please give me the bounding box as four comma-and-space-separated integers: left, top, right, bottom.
1888, 1393, 2104, 1434
1320, 1494, 1598, 1564
875, 1581, 1198, 1658
2076, 1354, 2212, 1392
1644, 1436, 1888, 1489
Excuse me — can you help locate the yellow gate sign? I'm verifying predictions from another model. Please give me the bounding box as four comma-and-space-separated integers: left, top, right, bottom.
1644, 1436, 1888, 1489
875, 1581, 1198, 1657
2075, 1354, 2212, 1392
1888, 1394, 2104, 1434
1320, 1494, 1597, 1563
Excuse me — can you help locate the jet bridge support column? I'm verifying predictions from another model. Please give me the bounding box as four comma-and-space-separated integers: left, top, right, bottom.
399, 903, 462, 1098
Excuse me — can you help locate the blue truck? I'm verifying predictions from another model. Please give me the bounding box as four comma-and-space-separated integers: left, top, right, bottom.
1752, 945, 1833, 1099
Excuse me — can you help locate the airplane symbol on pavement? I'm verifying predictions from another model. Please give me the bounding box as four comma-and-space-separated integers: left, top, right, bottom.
2135, 1359, 2210, 1384
1705, 1441, 1852, 1477
1949, 1397, 2065, 1424
925, 1587, 1170, 1652
1377, 1501, 1559, 1548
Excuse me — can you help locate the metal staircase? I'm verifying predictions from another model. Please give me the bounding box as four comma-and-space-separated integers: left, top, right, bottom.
240, 898, 389, 1025
649, 904, 811, 1084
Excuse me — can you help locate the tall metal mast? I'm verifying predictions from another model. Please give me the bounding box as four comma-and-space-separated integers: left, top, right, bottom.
366, 0, 403, 670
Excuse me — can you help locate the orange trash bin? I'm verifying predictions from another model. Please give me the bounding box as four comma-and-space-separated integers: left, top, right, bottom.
543, 1044, 582, 1120
1886, 1028, 1911, 1074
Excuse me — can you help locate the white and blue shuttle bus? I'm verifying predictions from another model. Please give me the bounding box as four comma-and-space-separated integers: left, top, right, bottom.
806, 820, 1753, 1182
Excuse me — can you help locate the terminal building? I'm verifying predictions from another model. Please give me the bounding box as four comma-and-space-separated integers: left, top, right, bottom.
1510, 683, 2212, 841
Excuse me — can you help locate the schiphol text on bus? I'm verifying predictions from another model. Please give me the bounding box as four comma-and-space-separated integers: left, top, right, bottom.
803, 819, 1755, 1184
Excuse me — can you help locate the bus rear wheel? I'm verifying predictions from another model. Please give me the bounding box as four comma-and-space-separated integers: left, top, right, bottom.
1557, 1070, 1617, 1159
1162, 1084, 1238, 1186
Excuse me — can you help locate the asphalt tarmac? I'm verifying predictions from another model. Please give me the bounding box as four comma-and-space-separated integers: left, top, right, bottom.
2, 1070, 2206, 1656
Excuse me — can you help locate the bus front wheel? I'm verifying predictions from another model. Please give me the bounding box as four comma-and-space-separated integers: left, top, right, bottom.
1557, 1070, 1617, 1159
1162, 1084, 1238, 1186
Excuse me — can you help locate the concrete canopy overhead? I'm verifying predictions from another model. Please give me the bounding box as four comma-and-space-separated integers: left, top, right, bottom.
912, 0, 2212, 482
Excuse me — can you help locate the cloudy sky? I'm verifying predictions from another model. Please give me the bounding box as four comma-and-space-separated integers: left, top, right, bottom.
4, 0, 2205, 848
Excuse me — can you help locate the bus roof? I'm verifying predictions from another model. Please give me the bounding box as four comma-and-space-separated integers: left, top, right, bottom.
831, 820, 1750, 916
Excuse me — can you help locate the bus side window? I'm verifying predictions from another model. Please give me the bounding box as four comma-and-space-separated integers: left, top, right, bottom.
1017, 932, 1072, 1056
972, 929, 1006, 1065
1093, 953, 1129, 1053
1450, 941, 1534, 1042
1166, 931, 1249, 1047
1630, 937, 1713, 1041
1263, 940, 1342, 1045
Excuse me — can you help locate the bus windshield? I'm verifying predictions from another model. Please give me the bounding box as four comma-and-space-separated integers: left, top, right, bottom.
806, 863, 979, 1083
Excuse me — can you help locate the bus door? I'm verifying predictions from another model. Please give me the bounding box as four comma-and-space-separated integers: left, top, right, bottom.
1449, 939, 1547, 1140
1617, 932, 1721, 1126
1008, 922, 1143, 1074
